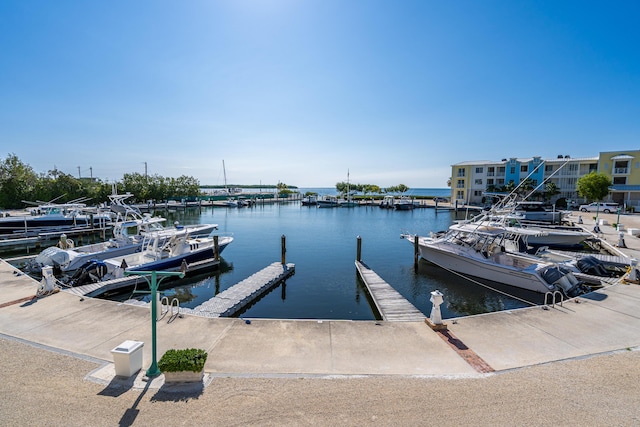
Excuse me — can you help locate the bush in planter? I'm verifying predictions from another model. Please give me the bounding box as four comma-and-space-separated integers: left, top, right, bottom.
158, 348, 207, 373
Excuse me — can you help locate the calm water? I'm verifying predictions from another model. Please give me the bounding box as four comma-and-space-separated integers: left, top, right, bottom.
102, 188, 539, 320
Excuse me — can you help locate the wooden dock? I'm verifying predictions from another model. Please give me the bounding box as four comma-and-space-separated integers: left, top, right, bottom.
63, 258, 220, 297
181, 262, 295, 318
355, 260, 425, 322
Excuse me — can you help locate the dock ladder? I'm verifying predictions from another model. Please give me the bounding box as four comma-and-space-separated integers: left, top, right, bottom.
543, 290, 564, 308
160, 296, 182, 321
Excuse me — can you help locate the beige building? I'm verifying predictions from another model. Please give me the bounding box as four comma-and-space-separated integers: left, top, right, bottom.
450, 150, 639, 208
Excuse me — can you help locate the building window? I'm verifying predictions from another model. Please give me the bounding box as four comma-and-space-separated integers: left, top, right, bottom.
545, 165, 554, 172
456, 190, 464, 199
474, 190, 482, 196
614, 161, 629, 174
510, 167, 516, 174
475, 179, 483, 185
475, 167, 483, 174
456, 179, 465, 188
497, 167, 505, 175
613, 177, 627, 185
487, 179, 494, 185
457, 168, 466, 177
520, 165, 528, 173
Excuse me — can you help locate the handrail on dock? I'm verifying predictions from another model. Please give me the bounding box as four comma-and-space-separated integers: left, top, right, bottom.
544, 290, 564, 308
161, 296, 181, 318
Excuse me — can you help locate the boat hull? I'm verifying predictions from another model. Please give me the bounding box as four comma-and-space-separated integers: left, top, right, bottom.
418, 243, 554, 294
526, 231, 590, 248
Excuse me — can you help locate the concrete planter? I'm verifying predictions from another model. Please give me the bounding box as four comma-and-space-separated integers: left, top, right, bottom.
163, 369, 204, 383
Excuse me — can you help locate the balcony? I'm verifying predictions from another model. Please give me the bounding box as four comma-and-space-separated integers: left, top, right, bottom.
614, 167, 629, 175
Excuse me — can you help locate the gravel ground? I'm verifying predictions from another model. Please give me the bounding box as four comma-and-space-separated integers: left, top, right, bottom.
1, 338, 639, 426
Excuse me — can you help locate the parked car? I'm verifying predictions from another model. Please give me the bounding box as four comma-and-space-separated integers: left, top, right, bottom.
579, 202, 619, 213
565, 200, 580, 210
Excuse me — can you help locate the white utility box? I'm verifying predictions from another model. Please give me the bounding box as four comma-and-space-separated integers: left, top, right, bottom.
111, 340, 144, 377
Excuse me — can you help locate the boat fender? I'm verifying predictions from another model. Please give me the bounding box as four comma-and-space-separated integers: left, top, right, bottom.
57, 234, 74, 249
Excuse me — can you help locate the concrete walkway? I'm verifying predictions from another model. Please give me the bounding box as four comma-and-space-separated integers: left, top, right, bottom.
1, 210, 640, 426
1, 209, 639, 388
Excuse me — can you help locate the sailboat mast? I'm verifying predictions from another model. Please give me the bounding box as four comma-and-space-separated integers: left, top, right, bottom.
223, 160, 228, 193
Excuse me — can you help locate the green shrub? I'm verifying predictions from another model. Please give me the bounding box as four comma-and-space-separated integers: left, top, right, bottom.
158, 348, 207, 373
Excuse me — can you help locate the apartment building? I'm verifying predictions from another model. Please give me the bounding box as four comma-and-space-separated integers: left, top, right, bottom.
448, 152, 636, 206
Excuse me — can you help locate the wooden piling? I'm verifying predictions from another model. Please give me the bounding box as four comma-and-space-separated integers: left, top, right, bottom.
413, 235, 419, 269
281, 234, 286, 265
356, 235, 362, 262
214, 235, 220, 260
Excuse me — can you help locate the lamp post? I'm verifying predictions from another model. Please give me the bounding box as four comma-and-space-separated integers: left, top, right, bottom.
125, 269, 185, 377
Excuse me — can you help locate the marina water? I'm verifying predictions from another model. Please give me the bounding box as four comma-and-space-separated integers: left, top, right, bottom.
104, 188, 539, 320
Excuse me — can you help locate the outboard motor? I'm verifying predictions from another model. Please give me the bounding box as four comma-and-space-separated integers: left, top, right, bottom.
541, 266, 589, 298
68, 260, 108, 287
576, 256, 611, 277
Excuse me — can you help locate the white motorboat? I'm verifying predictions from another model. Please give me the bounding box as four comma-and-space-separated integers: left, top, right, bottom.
28, 194, 218, 273
67, 232, 233, 287
0, 199, 114, 238
402, 224, 589, 297
317, 195, 339, 208
453, 211, 591, 249
507, 201, 564, 223
379, 195, 395, 209
394, 196, 419, 210
301, 195, 318, 206
338, 199, 359, 208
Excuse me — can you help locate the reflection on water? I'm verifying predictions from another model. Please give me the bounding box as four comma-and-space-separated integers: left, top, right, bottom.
414, 262, 544, 317
87, 203, 538, 320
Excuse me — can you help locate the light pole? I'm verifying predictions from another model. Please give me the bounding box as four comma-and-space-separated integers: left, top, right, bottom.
125, 269, 185, 377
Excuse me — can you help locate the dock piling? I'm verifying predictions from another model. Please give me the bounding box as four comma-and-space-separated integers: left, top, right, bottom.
214, 235, 219, 260
413, 235, 419, 270
356, 235, 362, 262
281, 235, 286, 265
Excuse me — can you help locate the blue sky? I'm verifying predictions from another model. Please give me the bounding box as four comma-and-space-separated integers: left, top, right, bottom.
1, 1, 639, 188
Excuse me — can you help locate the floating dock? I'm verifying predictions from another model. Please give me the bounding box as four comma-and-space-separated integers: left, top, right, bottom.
63, 258, 220, 298
180, 262, 295, 318
355, 260, 425, 321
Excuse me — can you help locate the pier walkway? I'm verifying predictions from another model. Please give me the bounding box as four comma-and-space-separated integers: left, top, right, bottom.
355, 260, 424, 321
180, 262, 295, 318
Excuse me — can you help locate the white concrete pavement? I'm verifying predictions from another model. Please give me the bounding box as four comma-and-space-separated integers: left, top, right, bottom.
0, 209, 639, 387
